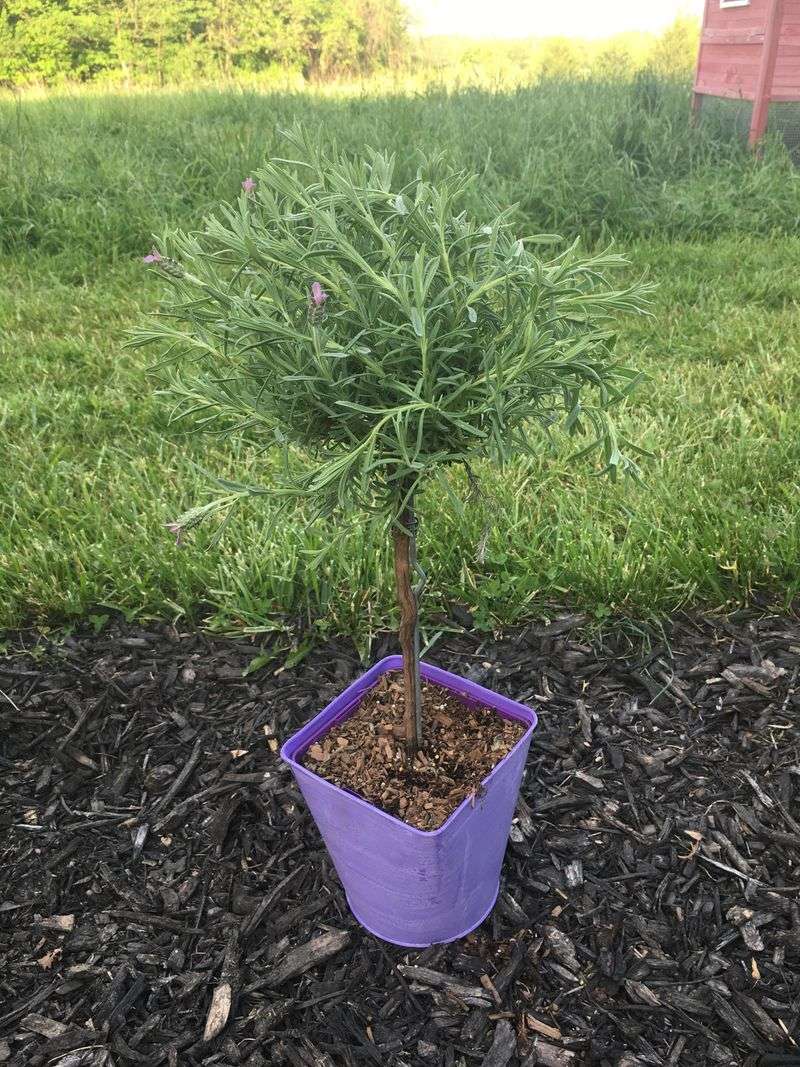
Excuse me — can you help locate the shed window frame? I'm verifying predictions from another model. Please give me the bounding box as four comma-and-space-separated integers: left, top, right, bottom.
719, 0, 750, 8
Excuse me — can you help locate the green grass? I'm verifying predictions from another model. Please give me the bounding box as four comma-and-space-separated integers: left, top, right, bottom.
1, 78, 799, 641
3, 78, 799, 266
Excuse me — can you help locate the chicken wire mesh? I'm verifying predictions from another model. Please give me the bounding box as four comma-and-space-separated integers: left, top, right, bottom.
695, 93, 800, 162
768, 101, 800, 161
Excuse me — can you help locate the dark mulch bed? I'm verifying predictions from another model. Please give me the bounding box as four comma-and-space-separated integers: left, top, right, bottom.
1, 609, 799, 1067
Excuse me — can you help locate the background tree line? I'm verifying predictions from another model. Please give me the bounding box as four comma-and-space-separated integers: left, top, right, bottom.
0, 0, 699, 87
419, 18, 700, 85
0, 0, 409, 84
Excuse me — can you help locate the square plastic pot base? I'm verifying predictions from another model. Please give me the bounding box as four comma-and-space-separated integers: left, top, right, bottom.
345, 885, 501, 949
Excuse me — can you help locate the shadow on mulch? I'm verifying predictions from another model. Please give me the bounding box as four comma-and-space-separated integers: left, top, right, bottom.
1, 608, 799, 1067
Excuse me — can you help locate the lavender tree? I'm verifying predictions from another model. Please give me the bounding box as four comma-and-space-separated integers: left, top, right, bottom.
132, 130, 650, 758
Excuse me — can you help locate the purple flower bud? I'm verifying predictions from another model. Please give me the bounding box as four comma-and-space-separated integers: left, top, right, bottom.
165, 522, 183, 547
309, 281, 328, 308
242, 177, 256, 194
143, 248, 163, 264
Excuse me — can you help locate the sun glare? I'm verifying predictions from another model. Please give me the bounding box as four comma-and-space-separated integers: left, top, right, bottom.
408, 0, 704, 39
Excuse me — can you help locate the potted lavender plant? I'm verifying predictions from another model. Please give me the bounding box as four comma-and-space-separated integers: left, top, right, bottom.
133, 130, 649, 946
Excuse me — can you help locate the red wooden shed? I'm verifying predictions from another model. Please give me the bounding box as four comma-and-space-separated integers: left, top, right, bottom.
692, 0, 800, 145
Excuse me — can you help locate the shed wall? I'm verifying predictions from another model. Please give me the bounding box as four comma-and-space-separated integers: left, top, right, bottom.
774, 0, 800, 99
695, 0, 770, 100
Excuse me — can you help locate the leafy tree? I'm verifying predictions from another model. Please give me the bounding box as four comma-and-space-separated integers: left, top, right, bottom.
113, 0, 204, 84
537, 37, 585, 79
594, 42, 636, 80
131, 131, 650, 754
0, 0, 409, 84
297, 0, 362, 79
355, 0, 406, 71
226, 0, 307, 73
649, 15, 699, 76
0, 0, 115, 82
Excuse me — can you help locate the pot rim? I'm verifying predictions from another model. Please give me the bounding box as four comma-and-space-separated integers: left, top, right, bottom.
280, 655, 537, 839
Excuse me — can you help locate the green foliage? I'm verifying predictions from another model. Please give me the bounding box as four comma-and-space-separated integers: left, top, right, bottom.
131, 130, 650, 539
406, 19, 700, 86
648, 15, 699, 77
0, 0, 116, 82
538, 38, 584, 80
0, 7, 701, 88
0, 0, 409, 84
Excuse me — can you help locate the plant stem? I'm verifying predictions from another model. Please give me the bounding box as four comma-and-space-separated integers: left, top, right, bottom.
393, 495, 423, 760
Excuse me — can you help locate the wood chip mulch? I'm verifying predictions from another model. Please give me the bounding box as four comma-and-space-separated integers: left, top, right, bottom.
302, 674, 526, 830
1, 606, 799, 1067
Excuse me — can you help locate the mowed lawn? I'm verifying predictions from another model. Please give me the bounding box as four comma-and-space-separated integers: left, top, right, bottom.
1, 82, 799, 640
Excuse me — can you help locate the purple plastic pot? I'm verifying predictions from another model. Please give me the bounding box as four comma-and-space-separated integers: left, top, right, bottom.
281, 655, 537, 947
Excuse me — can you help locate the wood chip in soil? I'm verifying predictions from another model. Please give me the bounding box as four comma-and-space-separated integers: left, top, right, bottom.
301, 673, 527, 830
1, 603, 799, 1065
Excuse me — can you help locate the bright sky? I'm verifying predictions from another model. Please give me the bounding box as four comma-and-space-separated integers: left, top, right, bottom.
408, 0, 704, 39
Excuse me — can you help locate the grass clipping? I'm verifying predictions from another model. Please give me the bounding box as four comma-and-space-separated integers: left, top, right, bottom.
301, 672, 526, 831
